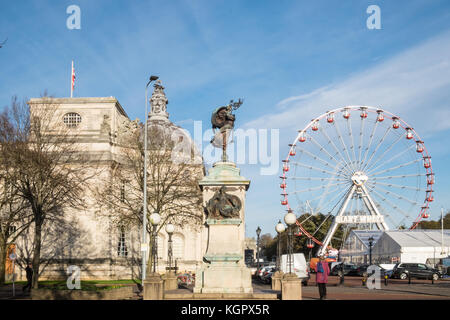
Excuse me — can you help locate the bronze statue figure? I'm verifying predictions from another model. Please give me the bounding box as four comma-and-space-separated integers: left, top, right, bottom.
210, 99, 243, 161
205, 186, 242, 219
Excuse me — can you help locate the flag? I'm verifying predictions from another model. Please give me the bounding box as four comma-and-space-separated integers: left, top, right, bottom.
71, 60, 76, 97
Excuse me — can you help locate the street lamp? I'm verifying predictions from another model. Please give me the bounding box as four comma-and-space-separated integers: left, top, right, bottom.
256, 226, 262, 271
275, 220, 286, 272
149, 212, 161, 274
142, 75, 159, 282
368, 236, 374, 266
284, 210, 297, 274
165, 223, 175, 273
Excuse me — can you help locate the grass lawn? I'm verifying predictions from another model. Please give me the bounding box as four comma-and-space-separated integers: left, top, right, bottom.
4, 279, 141, 291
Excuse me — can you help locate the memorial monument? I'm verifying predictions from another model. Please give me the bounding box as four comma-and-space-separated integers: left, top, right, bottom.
193, 99, 254, 294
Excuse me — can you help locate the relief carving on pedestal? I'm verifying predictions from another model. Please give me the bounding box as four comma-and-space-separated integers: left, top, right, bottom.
205, 186, 241, 219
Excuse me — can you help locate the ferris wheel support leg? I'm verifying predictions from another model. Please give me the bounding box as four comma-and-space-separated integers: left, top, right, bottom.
318, 185, 356, 257
360, 185, 390, 231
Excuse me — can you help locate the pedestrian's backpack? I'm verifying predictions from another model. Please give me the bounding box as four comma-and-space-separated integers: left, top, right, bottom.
317, 262, 324, 273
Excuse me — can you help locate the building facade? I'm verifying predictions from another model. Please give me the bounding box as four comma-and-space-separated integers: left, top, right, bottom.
11, 81, 209, 281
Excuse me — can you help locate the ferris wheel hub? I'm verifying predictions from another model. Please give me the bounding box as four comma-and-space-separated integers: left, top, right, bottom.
351, 171, 368, 186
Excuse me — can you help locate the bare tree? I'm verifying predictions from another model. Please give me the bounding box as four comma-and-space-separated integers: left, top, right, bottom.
95, 120, 204, 275
0, 103, 34, 284
0, 96, 96, 288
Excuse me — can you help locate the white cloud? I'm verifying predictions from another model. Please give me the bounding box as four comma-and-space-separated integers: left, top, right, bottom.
244, 30, 450, 138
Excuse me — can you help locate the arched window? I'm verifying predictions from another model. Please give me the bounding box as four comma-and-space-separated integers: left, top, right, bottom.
63, 112, 82, 127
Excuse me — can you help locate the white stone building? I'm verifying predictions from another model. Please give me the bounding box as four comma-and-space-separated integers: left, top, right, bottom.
12, 81, 208, 281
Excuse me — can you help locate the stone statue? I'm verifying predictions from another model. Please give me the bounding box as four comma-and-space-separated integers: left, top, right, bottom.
149, 80, 169, 121
205, 186, 242, 219
210, 99, 243, 161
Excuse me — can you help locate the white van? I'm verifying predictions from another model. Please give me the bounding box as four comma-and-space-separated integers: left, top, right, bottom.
280, 253, 310, 285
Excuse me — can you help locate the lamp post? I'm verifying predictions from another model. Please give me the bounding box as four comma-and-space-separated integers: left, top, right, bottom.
284, 210, 297, 275
149, 212, 161, 274
275, 220, 286, 272
368, 236, 374, 266
165, 223, 175, 272
256, 226, 261, 271
142, 75, 159, 282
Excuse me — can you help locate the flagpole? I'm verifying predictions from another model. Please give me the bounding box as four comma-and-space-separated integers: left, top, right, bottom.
71, 60, 74, 98
442, 207, 445, 255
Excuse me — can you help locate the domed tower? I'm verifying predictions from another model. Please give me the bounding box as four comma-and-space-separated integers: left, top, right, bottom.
148, 80, 169, 122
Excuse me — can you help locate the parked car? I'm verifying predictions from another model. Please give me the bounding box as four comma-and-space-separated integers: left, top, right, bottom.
260, 267, 276, 284
257, 265, 275, 279
392, 263, 441, 281
357, 264, 393, 278
330, 263, 359, 276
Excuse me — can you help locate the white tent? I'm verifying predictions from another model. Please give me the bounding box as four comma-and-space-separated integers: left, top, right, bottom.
372, 229, 450, 264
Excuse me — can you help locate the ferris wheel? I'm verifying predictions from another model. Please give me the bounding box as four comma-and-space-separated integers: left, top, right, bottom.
279, 106, 434, 256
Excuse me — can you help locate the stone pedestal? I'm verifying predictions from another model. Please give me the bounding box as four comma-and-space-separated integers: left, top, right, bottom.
194, 161, 253, 294
271, 271, 283, 291
143, 273, 164, 300
281, 273, 302, 300
162, 272, 178, 291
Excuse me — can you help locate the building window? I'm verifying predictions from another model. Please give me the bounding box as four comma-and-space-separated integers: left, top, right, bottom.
117, 228, 128, 257
63, 112, 82, 127
157, 235, 164, 258
120, 180, 126, 203
8, 225, 16, 235
172, 234, 184, 259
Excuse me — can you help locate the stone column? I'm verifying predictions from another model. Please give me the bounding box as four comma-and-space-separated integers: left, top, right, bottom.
271, 271, 284, 291
193, 161, 253, 294
281, 273, 302, 300
162, 272, 178, 291
143, 273, 164, 300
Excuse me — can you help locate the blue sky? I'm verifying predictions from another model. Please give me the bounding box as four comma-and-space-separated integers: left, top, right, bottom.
1, 0, 450, 238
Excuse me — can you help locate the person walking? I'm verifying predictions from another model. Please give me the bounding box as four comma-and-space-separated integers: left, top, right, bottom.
315, 255, 330, 300
22, 263, 33, 293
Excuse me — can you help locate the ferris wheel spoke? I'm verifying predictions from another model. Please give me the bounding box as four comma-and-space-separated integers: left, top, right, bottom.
347, 115, 358, 169
291, 176, 347, 182
371, 173, 426, 181
366, 183, 421, 206
360, 126, 392, 172
296, 147, 352, 176
291, 161, 347, 178
365, 185, 412, 226
290, 181, 350, 194
309, 134, 353, 176
370, 181, 423, 192
318, 127, 354, 175
358, 117, 366, 169
369, 158, 421, 177
333, 122, 358, 172
366, 144, 416, 176
314, 183, 353, 216
361, 119, 379, 169
363, 133, 405, 173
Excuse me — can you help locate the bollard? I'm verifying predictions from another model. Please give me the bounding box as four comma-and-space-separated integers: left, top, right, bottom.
362, 277, 366, 287
408, 272, 411, 285
339, 275, 344, 286
431, 275, 434, 285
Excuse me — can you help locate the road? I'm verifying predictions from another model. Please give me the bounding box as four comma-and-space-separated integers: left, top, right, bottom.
254, 274, 450, 300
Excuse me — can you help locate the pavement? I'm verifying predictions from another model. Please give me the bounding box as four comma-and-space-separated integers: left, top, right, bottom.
2, 275, 450, 300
